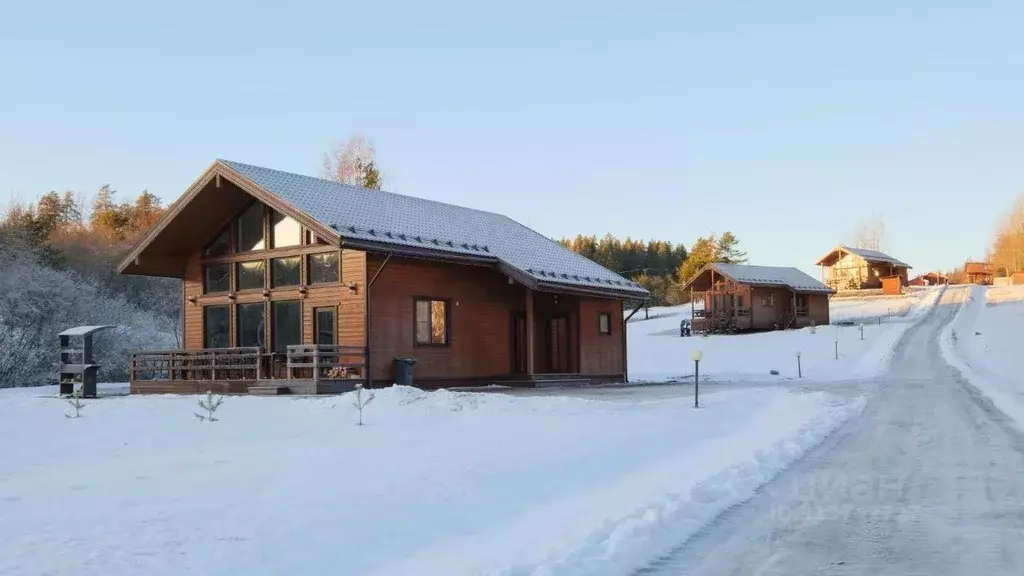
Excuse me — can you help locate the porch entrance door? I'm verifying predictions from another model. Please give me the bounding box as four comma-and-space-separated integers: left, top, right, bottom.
546, 316, 570, 373
509, 311, 527, 374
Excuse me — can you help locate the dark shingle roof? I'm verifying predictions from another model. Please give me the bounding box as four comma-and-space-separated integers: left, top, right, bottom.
839, 246, 910, 267
220, 160, 648, 298
710, 264, 834, 294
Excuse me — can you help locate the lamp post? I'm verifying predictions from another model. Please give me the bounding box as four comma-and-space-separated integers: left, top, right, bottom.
796, 351, 802, 378
692, 348, 703, 408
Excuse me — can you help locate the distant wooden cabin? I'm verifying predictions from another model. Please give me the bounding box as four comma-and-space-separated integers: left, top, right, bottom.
964, 262, 995, 285
815, 246, 911, 291
1012, 271, 1024, 285
681, 263, 834, 333
909, 272, 948, 287
117, 159, 648, 394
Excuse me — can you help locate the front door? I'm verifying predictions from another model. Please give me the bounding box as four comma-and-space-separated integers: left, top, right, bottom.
510, 311, 527, 374
547, 316, 570, 373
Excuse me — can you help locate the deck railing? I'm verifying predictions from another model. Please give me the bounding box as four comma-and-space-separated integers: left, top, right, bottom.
285, 345, 367, 381
130, 345, 370, 383
130, 347, 262, 382
795, 306, 809, 317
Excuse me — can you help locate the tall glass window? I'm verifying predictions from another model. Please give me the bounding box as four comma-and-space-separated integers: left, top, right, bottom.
236, 203, 265, 252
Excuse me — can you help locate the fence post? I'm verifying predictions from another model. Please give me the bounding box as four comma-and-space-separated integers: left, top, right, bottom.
313, 347, 321, 382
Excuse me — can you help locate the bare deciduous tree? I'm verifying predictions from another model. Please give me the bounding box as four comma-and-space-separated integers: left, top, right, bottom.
321, 134, 383, 189
848, 212, 887, 252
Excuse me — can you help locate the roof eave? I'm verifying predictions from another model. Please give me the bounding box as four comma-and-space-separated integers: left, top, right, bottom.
117, 161, 344, 276
534, 280, 648, 300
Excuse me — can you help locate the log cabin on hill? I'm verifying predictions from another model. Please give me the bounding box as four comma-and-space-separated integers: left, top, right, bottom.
815, 246, 911, 291
681, 263, 834, 334
118, 159, 649, 394
964, 262, 995, 285
909, 271, 948, 287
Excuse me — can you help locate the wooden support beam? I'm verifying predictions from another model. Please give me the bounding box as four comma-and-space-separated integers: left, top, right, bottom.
525, 288, 535, 376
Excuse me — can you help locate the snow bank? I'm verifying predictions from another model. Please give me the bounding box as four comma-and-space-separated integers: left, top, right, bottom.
628, 287, 942, 383
0, 384, 861, 576
940, 284, 1024, 430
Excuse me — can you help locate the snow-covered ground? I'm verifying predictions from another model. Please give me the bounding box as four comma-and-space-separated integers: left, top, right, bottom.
941, 284, 1024, 430
628, 286, 943, 383
0, 384, 862, 576
829, 286, 937, 324
0, 288, 948, 575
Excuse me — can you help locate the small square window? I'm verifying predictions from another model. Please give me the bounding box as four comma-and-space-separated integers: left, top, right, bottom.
203, 264, 230, 294
415, 298, 449, 345
236, 260, 265, 291
271, 257, 301, 288
308, 252, 340, 284
598, 313, 611, 335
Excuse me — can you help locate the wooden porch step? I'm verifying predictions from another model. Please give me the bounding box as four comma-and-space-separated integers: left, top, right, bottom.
247, 385, 291, 396
504, 377, 593, 388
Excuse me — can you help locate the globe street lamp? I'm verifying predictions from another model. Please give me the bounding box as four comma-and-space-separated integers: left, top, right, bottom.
692, 348, 703, 408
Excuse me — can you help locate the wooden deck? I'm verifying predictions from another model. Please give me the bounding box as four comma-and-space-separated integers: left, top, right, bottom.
129, 345, 368, 395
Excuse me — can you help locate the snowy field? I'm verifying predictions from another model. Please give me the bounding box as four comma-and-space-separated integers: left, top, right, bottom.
941, 284, 1024, 430
0, 288, 950, 575
628, 286, 942, 383
0, 384, 863, 576
829, 286, 937, 323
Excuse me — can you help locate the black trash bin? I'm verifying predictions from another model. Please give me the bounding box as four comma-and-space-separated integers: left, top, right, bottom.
393, 356, 417, 386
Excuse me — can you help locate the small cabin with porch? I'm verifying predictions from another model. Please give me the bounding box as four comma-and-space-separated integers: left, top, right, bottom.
964, 261, 995, 285
815, 246, 911, 291
118, 159, 648, 394
682, 263, 834, 334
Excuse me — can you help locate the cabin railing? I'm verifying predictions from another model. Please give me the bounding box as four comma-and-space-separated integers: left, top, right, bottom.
130, 347, 262, 382
795, 306, 809, 317
286, 345, 367, 381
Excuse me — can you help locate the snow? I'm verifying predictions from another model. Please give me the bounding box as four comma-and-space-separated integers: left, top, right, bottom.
829, 286, 940, 323
940, 284, 1024, 431
628, 286, 943, 383
0, 383, 862, 576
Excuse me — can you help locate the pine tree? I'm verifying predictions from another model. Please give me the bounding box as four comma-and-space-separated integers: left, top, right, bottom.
717, 231, 747, 264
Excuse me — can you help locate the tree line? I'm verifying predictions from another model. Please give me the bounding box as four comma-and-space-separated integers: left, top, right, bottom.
988, 193, 1024, 276
557, 231, 746, 305
0, 187, 177, 387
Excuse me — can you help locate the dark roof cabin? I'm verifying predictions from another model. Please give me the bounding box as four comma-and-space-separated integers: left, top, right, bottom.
816, 246, 911, 291
681, 263, 834, 333
119, 159, 648, 394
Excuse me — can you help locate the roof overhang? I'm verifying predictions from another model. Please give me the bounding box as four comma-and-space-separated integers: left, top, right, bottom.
681, 263, 835, 295
118, 161, 342, 277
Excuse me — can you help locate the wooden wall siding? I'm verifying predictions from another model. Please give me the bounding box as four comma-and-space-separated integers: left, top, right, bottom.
366, 255, 526, 382
749, 287, 787, 330
578, 298, 623, 375
340, 250, 367, 348
806, 293, 830, 326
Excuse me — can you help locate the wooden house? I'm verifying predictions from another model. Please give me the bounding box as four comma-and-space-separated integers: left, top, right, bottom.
681, 263, 834, 333
909, 272, 948, 287
964, 262, 995, 285
815, 246, 911, 291
1012, 271, 1024, 285
118, 159, 648, 394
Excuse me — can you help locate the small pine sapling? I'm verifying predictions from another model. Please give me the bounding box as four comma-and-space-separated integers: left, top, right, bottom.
65, 387, 85, 419
195, 390, 225, 422
352, 383, 375, 426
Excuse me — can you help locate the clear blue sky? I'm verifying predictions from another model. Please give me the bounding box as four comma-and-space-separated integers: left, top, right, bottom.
2, 1, 1022, 277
